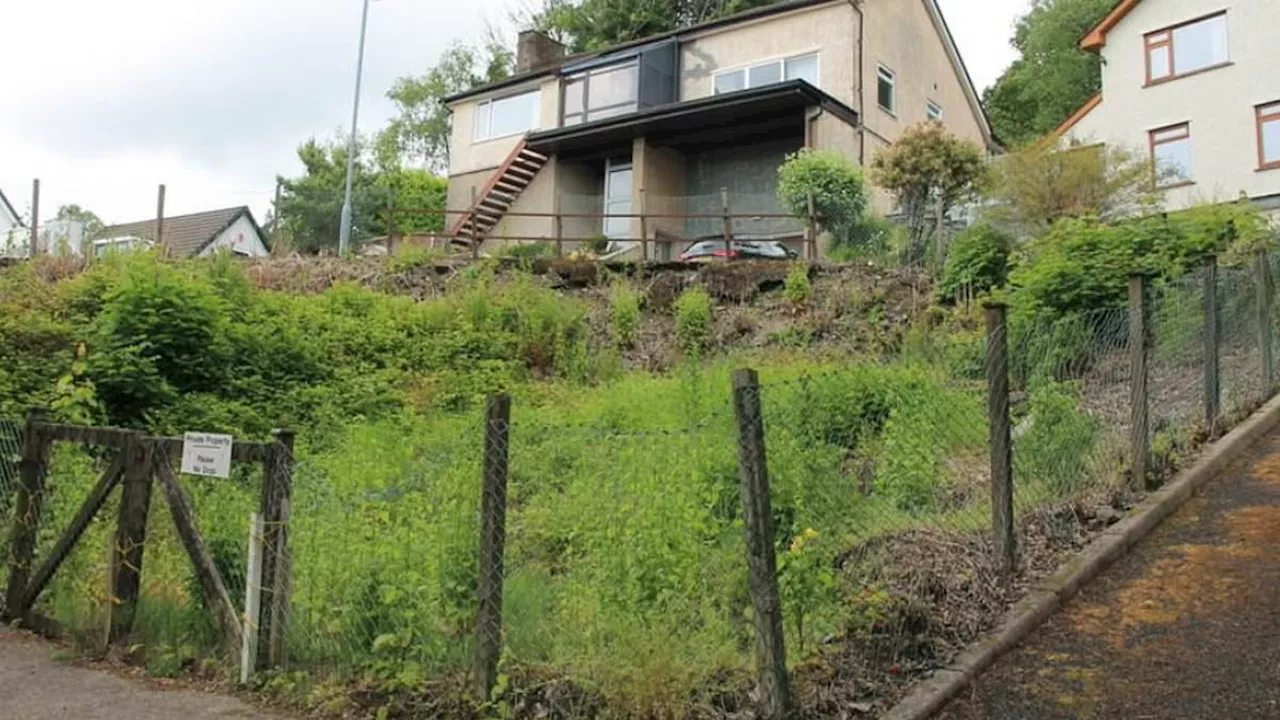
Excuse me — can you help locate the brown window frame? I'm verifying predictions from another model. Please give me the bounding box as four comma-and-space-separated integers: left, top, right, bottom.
1143, 10, 1230, 86
1148, 122, 1194, 188
1258, 102, 1280, 171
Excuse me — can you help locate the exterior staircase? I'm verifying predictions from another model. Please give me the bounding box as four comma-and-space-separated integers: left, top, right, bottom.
449, 138, 549, 247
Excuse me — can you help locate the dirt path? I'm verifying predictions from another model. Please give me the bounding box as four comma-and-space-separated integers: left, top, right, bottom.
937, 428, 1280, 719
0, 628, 279, 719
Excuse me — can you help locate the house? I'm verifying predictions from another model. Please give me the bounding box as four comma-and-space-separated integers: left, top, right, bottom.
1058, 0, 1280, 215
0, 189, 24, 257
444, 0, 996, 258
93, 206, 270, 258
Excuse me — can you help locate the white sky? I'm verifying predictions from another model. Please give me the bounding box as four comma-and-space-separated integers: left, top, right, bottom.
0, 0, 1026, 226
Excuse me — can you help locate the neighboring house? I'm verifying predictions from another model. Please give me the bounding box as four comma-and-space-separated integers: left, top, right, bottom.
0, 189, 25, 258
94, 206, 270, 258
1058, 0, 1280, 215
444, 0, 996, 258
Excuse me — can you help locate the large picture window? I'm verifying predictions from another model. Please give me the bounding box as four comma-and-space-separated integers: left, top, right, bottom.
474, 90, 541, 141
1145, 12, 1229, 84
562, 61, 639, 126
713, 52, 819, 95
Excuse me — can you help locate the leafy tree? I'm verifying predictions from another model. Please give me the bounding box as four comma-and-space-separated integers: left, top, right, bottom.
777, 149, 870, 253
277, 138, 447, 252
55, 205, 104, 238
938, 223, 1013, 301
983, 137, 1160, 241
982, 0, 1115, 145
870, 121, 987, 267
385, 42, 513, 174
529, 0, 780, 52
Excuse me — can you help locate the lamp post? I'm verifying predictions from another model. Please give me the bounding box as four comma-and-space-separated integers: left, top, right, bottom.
338, 0, 373, 256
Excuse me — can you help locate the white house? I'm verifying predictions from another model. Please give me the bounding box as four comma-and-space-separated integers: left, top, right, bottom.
0, 189, 24, 257
1058, 0, 1280, 215
94, 206, 270, 257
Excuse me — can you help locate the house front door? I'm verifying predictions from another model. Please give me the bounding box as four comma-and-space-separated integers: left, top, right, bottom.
603, 159, 633, 244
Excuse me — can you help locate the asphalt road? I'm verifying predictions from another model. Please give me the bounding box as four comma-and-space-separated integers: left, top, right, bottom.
937, 429, 1280, 719
0, 628, 277, 719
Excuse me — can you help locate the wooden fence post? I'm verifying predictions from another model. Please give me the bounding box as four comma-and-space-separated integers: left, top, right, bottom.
241, 512, 265, 684
474, 393, 512, 701
553, 193, 564, 259
806, 192, 818, 262
985, 303, 1015, 575
5, 407, 47, 618
639, 187, 648, 263
1129, 274, 1151, 490
731, 369, 791, 720
108, 431, 154, 643
29, 179, 39, 258
1203, 256, 1220, 434
257, 429, 294, 668
1256, 251, 1274, 393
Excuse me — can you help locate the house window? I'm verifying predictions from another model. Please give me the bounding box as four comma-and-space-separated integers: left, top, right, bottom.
926, 100, 943, 121
1149, 123, 1193, 186
562, 61, 640, 126
474, 89, 541, 141
93, 236, 142, 256
713, 52, 820, 94
877, 65, 896, 114
1145, 12, 1229, 84
1257, 102, 1280, 170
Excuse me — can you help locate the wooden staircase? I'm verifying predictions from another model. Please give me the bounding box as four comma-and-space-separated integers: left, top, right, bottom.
449, 139, 549, 247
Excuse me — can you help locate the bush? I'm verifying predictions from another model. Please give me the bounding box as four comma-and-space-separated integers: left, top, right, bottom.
610, 281, 643, 347
939, 223, 1012, 301
673, 286, 713, 357
777, 149, 870, 249
783, 263, 812, 305
1014, 380, 1099, 496
827, 215, 898, 262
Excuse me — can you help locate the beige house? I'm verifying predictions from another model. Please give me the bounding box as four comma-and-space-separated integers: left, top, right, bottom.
444, 0, 995, 258
1059, 0, 1280, 214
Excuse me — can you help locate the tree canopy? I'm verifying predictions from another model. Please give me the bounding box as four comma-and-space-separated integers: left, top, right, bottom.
528, 0, 779, 53
982, 0, 1115, 146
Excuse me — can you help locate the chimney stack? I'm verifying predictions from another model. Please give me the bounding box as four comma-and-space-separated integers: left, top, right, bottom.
516, 30, 566, 73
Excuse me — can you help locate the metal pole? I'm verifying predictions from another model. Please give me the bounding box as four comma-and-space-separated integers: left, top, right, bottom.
337, 0, 372, 257
155, 184, 166, 253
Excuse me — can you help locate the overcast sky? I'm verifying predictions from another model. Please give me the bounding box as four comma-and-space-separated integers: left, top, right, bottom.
0, 0, 1027, 226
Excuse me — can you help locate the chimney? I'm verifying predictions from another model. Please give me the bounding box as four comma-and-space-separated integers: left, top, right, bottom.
517, 30, 566, 73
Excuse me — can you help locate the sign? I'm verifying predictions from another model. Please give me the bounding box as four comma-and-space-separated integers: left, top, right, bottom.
181, 432, 233, 479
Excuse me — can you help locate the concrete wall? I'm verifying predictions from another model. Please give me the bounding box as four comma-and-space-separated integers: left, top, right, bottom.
637, 141, 687, 259
557, 160, 604, 248
860, 0, 987, 153
202, 215, 269, 257
1067, 0, 1280, 209
680, 1, 858, 107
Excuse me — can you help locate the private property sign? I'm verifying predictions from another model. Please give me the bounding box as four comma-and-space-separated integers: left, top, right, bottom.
180, 432, 233, 479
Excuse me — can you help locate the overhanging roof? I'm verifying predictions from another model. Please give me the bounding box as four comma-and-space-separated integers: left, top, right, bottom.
1081, 0, 1140, 50
525, 80, 858, 156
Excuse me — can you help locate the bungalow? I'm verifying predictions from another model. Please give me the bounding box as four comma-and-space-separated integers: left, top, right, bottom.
93, 206, 270, 258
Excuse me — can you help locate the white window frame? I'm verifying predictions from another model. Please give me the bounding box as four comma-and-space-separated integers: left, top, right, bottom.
926, 100, 943, 121
473, 89, 541, 143
712, 50, 821, 95
877, 64, 896, 115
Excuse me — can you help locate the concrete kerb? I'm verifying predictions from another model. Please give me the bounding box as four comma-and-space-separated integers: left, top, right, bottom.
881, 393, 1280, 720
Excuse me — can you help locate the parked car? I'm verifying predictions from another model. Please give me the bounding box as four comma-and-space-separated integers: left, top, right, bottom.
679, 240, 798, 262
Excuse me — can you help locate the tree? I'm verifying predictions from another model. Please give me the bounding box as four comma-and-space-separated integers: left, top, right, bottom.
528, 0, 780, 52
56, 205, 104, 237
983, 137, 1161, 241
982, 0, 1115, 146
277, 138, 447, 252
776, 149, 871, 254
385, 42, 513, 174
870, 121, 987, 267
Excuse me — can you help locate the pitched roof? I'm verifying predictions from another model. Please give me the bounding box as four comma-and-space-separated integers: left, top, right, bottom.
1055, 93, 1104, 136
97, 206, 263, 257
0, 189, 22, 228
1081, 0, 1142, 50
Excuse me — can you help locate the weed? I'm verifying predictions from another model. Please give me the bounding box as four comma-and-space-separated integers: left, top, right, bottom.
673, 286, 713, 357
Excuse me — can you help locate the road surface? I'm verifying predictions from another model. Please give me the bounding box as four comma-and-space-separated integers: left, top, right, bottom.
938, 428, 1280, 719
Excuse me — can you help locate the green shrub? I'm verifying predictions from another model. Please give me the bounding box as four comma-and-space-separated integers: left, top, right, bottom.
497, 242, 553, 260
1014, 380, 1099, 497
826, 215, 897, 262
778, 149, 870, 248
940, 223, 1012, 301
609, 281, 643, 347
673, 286, 713, 356
783, 262, 812, 305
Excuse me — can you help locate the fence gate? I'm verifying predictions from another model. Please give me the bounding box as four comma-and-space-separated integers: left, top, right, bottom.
0, 408, 293, 671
